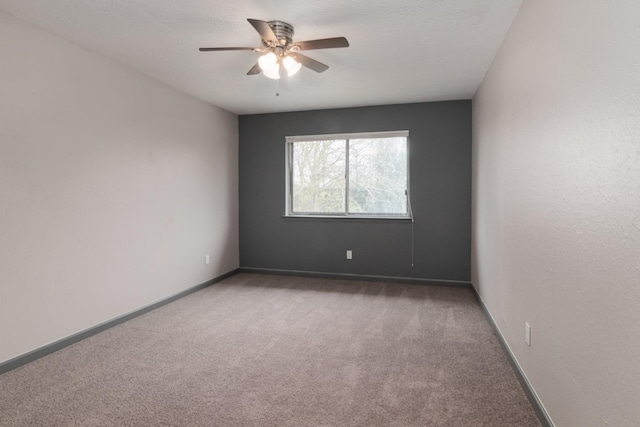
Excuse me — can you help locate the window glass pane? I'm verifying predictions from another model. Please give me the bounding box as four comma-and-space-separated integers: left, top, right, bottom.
348, 137, 407, 215
291, 140, 346, 213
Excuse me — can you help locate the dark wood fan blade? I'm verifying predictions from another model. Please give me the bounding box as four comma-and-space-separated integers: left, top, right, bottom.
247, 19, 278, 45
247, 63, 261, 75
294, 37, 349, 51
290, 53, 329, 73
199, 47, 256, 51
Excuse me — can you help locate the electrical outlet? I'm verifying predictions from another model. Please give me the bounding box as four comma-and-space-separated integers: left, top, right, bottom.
346, 250, 352, 260
205, 254, 210, 265
525, 322, 531, 346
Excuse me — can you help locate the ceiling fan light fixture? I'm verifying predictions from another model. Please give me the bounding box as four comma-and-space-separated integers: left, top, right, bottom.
263, 64, 281, 80
263, 65, 280, 79
258, 52, 277, 71
283, 55, 302, 77
258, 52, 280, 79
200, 19, 349, 78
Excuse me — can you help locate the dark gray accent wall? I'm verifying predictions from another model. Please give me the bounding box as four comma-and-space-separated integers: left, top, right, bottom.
239, 101, 471, 281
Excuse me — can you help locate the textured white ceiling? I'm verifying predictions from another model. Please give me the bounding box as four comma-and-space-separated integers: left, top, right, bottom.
0, 0, 522, 115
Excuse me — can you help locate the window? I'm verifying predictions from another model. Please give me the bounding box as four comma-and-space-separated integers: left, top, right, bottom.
285, 131, 410, 218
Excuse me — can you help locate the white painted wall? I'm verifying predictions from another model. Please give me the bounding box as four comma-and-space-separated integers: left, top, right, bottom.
0, 12, 239, 364
472, 1, 640, 426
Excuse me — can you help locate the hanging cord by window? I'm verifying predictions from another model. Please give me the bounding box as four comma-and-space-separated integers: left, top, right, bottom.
406, 189, 415, 267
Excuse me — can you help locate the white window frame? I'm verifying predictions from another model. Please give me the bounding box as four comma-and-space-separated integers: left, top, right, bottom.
285, 130, 411, 219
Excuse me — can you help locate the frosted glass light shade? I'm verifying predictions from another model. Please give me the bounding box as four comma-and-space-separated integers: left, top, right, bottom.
258, 52, 277, 71
262, 64, 280, 79
258, 52, 280, 79
283, 56, 302, 76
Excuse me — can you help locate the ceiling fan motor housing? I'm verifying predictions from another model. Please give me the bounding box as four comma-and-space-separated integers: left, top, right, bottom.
267, 21, 294, 46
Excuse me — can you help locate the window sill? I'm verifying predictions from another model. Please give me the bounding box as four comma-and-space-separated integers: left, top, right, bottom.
283, 214, 412, 222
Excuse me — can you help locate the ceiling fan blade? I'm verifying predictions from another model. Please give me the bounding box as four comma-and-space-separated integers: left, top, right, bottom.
294, 37, 349, 51
247, 18, 278, 45
247, 63, 261, 75
199, 47, 257, 52
290, 53, 329, 73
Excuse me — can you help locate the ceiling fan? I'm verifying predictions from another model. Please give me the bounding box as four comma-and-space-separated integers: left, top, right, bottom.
199, 19, 349, 79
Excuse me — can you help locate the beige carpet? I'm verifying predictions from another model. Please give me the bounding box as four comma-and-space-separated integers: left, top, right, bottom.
0, 273, 540, 426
